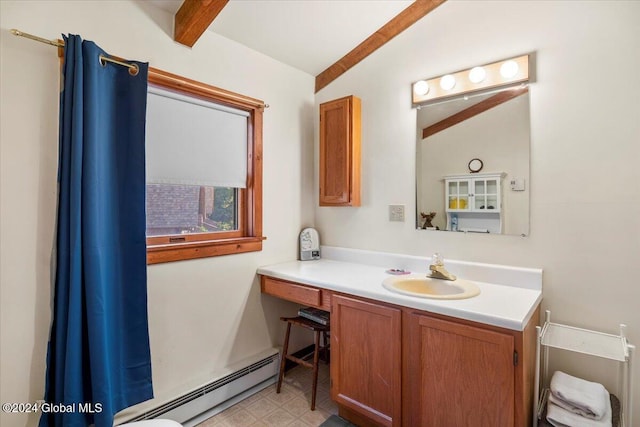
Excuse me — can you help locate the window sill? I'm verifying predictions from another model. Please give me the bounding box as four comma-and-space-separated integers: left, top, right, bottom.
147, 236, 265, 264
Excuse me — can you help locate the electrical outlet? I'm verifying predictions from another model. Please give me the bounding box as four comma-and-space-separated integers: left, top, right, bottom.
389, 205, 405, 222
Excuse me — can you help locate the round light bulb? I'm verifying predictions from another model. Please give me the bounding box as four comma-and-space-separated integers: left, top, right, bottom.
413, 80, 429, 96
500, 60, 519, 78
468, 66, 486, 83
440, 74, 456, 91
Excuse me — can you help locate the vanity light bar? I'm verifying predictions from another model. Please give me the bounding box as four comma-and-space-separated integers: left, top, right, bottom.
412, 54, 530, 105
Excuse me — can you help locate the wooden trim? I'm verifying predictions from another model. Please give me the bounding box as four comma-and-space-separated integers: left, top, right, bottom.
315, 0, 446, 92
249, 109, 264, 237
422, 86, 528, 139
174, 0, 229, 47
148, 67, 266, 110
350, 97, 361, 206
146, 229, 243, 246
401, 310, 414, 427
147, 236, 264, 264
517, 305, 540, 427
146, 67, 265, 264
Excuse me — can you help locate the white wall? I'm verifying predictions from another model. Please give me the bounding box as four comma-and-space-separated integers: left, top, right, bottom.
315, 0, 640, 419
0, 1, 315, 426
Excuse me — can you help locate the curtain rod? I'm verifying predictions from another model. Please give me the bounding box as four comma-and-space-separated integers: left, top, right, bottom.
10, 28, 269, 107
10, 29, 140, 75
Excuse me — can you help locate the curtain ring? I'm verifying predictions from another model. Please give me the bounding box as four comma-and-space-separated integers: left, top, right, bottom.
98, 54, 139, 76
129, 64, 139, 76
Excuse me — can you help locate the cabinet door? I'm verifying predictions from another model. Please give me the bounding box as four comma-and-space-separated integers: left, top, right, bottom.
473, 178, 500, 211
404, 313, 515, 427
331, 295, 401, 426
447, 179, 470, 210
319, 96, 361, 206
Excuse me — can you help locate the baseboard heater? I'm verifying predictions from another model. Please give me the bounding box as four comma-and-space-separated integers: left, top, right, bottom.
123, 351, 279, 425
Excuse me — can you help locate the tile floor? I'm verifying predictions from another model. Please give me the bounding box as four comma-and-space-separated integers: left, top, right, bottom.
196, 362, 338, 427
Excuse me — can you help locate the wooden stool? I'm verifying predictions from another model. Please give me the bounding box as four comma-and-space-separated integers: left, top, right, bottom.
276, 316, 330, 410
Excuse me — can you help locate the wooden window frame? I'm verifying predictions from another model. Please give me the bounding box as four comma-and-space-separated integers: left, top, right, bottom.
146, 68, 264, 264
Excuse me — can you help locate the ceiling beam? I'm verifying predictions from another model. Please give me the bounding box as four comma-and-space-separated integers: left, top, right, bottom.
422, 87, 529, 139
315, 0, 446, 93
175, 0, 229, 47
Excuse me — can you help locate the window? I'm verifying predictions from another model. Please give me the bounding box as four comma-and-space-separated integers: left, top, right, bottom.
145, 68, 264, 264
145, 185, 238, 235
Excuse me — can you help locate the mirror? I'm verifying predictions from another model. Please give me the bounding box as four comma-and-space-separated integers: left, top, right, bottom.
416, 87, 530, 236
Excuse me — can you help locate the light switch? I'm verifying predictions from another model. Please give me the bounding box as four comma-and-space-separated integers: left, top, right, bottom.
389, 205, 405, 222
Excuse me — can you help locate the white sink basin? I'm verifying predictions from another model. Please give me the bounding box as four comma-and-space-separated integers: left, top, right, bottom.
382, 274, 480, 300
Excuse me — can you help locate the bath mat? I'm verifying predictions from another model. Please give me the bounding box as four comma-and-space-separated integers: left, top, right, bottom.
319, 415, 358, 427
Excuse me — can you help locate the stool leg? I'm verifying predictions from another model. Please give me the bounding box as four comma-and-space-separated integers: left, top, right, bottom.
276, 322, 292, 394
322, 331, 330, 364
311, 330, 321, 410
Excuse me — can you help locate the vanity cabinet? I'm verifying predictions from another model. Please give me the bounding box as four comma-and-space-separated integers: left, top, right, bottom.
401, 308, 538, 427
331, 295, 402, 427
319, 95, 361, 206
258, 274, 539, 427
403, 312, 515, 426
329, 301, 538, 427
445, 172, 504, 233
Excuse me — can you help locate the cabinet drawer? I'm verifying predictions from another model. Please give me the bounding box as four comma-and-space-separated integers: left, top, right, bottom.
261, 276, 322, 308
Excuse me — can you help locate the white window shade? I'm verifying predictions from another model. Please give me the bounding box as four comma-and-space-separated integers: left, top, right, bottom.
146, 86, 249, 188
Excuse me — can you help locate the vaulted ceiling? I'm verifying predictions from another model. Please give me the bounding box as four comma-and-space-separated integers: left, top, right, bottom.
147, 0, 445, 91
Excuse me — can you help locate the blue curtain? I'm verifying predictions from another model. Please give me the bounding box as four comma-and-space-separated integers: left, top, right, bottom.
40, 34, 153, 427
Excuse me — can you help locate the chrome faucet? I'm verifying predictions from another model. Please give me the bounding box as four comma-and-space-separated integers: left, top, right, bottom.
429, 253, 457, 281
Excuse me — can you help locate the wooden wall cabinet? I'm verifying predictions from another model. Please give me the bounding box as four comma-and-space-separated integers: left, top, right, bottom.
319, 95, 361, 206
331, 295, 402, 427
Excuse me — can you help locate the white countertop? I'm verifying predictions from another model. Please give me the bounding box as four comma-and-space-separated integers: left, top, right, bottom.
257, 247, 542, 331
